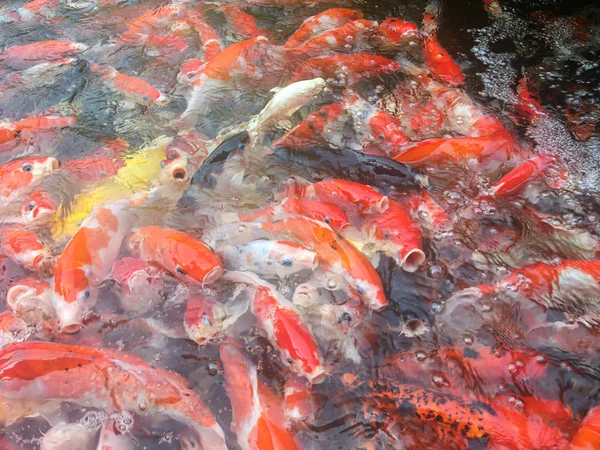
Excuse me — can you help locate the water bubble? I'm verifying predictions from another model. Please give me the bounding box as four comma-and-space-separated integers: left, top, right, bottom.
237, 224, 246, 232
462, 334, 475, 346
498, 382, 508, 392
114, 411, 134, 434
431, 302, 445, 314
326, 278, 338, 290
507, 363, 518, 374
415, 351, 427, 362
431, 374, 446, 387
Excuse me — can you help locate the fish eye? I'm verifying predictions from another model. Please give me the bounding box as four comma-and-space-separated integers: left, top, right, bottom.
27, 201, 36, 211
201, 315, 212, 327
323, 216, 331, 224
83, 290, 90, 299
175, 265, 187, 275
166, 150, 179, 160
339, 312, 353, 323
22, 163, 33, 172
281, 257, 293, 267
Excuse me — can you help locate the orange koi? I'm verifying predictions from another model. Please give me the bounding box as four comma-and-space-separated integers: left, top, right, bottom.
284, 8, 364, 48
91, 64, 168, 105
421, 11, 465, 86
12, 115, 76, 132
185, 11, 224, 62
0, 156, 59, 203
393, 133, 516, 166
514, 76, 546, 122
306, 178, 389, 215
290, 53, 401, 84
213, 4, 271, 39
571, 406, 600, 450
6, 278, 54, 325
220, 337, 302, 450
126, 226, 223, 286
0, 341, 227, 448
53, 200, 139, 333
121, 3, 187, 38
20, 190, 58, 227
0, 40, 87, 69
407, 190, 451, 231
362, 200, 425, 272
490, 153, 557, 197
0, 227, 54, 274
377, 18, 419, 47
259, 217, 387, 311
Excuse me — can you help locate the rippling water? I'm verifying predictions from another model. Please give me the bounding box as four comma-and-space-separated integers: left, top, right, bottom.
0, 0, 600, 449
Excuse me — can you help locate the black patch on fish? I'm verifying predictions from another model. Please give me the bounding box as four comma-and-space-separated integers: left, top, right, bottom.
463, 347, 479, 359
190, 131, 249, 188
268, 145, 427, 194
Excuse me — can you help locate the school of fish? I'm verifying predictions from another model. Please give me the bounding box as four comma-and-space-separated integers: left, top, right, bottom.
0, 0, 599, 448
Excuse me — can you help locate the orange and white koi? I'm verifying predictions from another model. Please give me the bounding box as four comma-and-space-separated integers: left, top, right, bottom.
361, 200, 426, 272
450, 260, 600, 328
283, 376, 318, 426
0, 40, 87, 70
220, 240, 317, 279
120, 3, 188, 39
109, 257, 167, 314
53, 200, 139, 333
284, 8, 364, 48
212, 3, 270, 39
489, 153, 558, 197
259, 217, 388, 311
220, 337, 302, 450
6, 278, 54, 325
91, 64, 168, 105
290, 53, 401, 84
393, 133, 516, 166
19, 190, 57, 227
407, 190, 451, 231
0, 227, 54, 274
224, 271, 326, 383
0, 312, 29, 349
126, 226, 223, 286
0, 156, 59, 203
184, 293, 249, 345
185, 10, 224, 62
0, 341, 227, 448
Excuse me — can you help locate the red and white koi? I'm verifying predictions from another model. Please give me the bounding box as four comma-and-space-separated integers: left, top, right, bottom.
283, 376, 318, 426
0, 312, 29, 349
6, 278, 54, 325
219, 240, 317, 279
284, 8, 365, 48
0, 157, 59, 203
0, 341, 227, 448
303, 178, 389, 215
126, 226, 223, 286
0, 227, 54, 274
290, 53, 401, 84
159, 131, 209, 184
109, 257, 167, 314
220, 337, 302, 450
224, 271, 326, 383
0, 40, 87, 70
421, 11, 465, 86
489, 153, 558, 197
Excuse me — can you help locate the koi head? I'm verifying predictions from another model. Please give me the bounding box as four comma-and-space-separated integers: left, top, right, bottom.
299, 200, 351, 230
21, 190, 58, 226
184, 295, 227, 345
53, 267, 94, 333
0, 157, 59, 197
379, 18, 419, 45
6, 278, 54, 325
160, 132, 208, 184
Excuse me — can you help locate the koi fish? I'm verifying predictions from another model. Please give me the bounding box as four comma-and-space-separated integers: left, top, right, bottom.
220, 337, 302, 450
96, 419, 134, 450
422, 9, 465, 86
184, 293, 249, 345
40, 421, 100, 450
283, 376, 318, 426
6, 278, 54, 325
91, 64, 168, 105
259, 217, 388, 311
212, 3, 271, 39
224, 271, 326, 383
489, 153, 558, 197
0, 40, 87, 70
160, 131, 209, 184
448, 260, 600, 328
0, 312, 29, 349
0, 156, 59, 204
284, 8, 364, 48
126, 226, 223, 286
361, 200, 426, 272
0, 227, 54, 274
393, 133, 516, 166
571, 406, 600, 450
53, 200, 139, 333
109, 257, 167, 314
290, 53, 401, 84
304, 178, 389, 215
407, 190, 451, 232
0, 341, 227, 449
185, 10, 224, 62
219, 240, 318, 279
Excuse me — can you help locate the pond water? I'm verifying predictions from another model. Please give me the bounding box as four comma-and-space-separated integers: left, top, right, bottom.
0, 0, 599, 449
